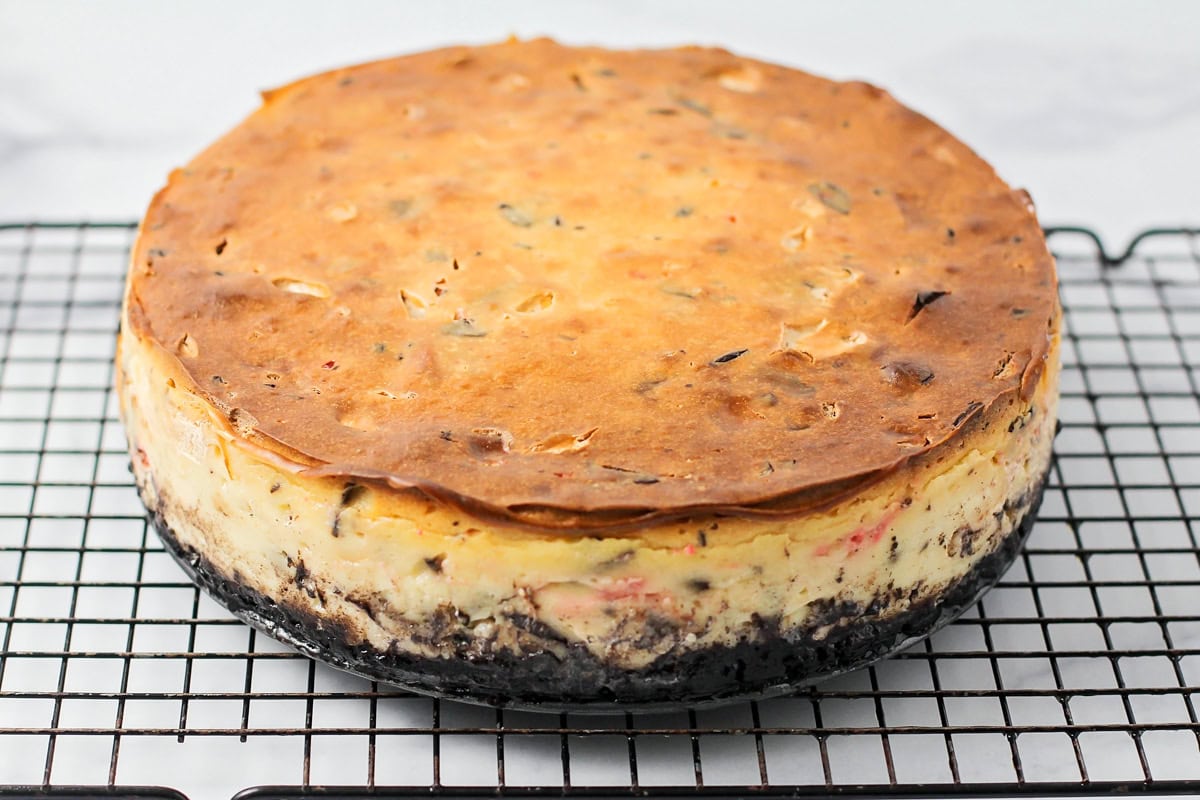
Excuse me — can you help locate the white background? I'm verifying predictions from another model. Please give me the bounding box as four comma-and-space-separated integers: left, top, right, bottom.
2, 0, 1199, 251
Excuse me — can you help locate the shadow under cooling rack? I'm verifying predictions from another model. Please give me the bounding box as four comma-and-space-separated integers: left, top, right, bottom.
0, 223, 1199, 799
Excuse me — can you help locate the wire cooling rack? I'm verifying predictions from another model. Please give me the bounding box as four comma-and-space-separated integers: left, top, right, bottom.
1, 222, 1199, 800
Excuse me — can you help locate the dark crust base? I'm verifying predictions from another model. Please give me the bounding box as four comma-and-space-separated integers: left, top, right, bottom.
149, 475, 1046, 711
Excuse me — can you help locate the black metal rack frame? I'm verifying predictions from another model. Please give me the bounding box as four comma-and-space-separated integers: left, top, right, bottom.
0, 222, 1198, 799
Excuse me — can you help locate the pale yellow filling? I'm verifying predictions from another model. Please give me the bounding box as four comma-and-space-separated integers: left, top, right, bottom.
118, 328, 1058, 670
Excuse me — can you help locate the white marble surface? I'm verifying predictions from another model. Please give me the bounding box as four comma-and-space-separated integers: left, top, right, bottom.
2, 0, 1199, 249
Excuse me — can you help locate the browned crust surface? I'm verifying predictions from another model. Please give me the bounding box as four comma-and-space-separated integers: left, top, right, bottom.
125, 38, 1057, 527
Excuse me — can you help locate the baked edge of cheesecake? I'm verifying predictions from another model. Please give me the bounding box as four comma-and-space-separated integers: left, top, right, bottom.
117, 307, 1059, 707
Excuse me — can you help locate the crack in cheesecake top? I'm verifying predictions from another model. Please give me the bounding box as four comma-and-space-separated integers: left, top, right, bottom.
125, 38, 1058, 527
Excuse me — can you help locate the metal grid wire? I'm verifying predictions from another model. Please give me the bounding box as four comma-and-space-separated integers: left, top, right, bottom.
0, 222, 1199, 799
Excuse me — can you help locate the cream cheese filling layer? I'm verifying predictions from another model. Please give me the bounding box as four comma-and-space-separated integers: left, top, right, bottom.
118, 327, 1058, 671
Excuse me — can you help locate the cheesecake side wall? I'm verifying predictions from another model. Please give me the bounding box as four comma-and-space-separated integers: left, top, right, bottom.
116, 306, 1059, 686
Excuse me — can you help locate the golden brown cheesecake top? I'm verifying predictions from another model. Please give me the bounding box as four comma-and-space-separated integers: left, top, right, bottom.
126, 38, 1057, 528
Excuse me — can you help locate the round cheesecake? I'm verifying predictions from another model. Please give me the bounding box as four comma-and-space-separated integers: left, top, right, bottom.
117, 39, 1060, 707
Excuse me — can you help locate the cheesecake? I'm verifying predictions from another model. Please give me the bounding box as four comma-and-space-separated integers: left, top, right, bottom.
117, 39, 1060, 707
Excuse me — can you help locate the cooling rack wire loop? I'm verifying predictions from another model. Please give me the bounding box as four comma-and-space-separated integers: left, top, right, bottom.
0, 222, 1198, 799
